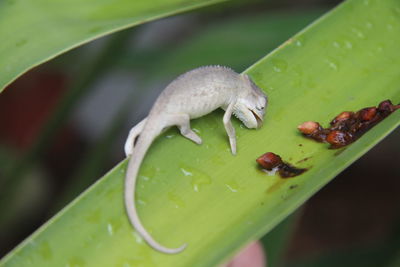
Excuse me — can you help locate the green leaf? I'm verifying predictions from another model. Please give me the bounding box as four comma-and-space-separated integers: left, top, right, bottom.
0, 0, 226, 92
1, 0, 400, 266
117, 9, 325, 77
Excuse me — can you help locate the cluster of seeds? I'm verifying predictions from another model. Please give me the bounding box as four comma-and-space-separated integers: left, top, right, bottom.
297, 100, 400, 148
256, 99, 399, 178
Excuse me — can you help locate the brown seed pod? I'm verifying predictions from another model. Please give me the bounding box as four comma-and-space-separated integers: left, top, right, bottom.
331, 111, 353, 125
326, 130, 351, 148
358, 107, 377, 121
299, 99, 399, 149
378, 100, 394, 112
297, 121, 322, 135
256, 152, 283, 170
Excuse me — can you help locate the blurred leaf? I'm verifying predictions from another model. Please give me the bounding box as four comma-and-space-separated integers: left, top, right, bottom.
0, 31, 132, 224
1, 0, 400, 266
118, 10, 325, 77
0, 0, 227, 92
49, 101, 131, 213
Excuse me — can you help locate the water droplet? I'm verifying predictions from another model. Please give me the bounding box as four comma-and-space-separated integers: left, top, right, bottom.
351, 28, 365, 39
325, 58, 339, 71
191, 176, 211, 192
132, 232, 144, 244
165, 134, 175, 139
139, 175, 150, 181
137, 198, 147, 206
225, 180, 241, 193
271, 58, 288, 73
105, 219, 123, 237
295, 39, 303, 47
167, 192, 186, 208
344, 40, 353, 49
332, 41, 340, 48
365, 21, 373, 29
180, 164, 212, 192
107, 223, 114, 236
38, 241, 53, 260
180, 168, 193, 176
66, 257, 86, 267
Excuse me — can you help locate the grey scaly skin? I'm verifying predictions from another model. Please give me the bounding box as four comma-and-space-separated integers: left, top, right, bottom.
124, 65, 268, 254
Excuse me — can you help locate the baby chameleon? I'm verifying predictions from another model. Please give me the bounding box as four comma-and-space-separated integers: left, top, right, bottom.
124, 65, 268, 254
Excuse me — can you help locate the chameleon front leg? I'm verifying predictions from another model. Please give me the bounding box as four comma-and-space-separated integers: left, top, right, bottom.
124, 118, 147, 156
223, 101, 237, 155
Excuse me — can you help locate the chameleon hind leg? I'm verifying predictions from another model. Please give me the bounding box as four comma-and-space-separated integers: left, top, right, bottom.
164, 114, 202, 145
124, 118, 147, 156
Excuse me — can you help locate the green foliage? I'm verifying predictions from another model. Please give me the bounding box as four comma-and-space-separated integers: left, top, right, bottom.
0, 0, 226, 91
1, 0, 400, 266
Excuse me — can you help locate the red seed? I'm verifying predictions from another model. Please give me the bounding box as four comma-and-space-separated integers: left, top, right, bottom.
378, 100, 394, 112
358, 107, 377, 121
333, 111, 353, 123
297, 121, 321, 135
256, 152, 283, 170
326, 130, 351, 147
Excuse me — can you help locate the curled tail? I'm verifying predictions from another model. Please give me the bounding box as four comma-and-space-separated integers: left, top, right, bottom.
124, 121, 187, 254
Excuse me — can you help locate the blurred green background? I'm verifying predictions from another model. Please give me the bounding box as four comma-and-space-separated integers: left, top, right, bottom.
1, 0, 399, 266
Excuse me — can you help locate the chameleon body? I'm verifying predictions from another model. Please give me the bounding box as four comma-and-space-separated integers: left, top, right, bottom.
124, 66, 268, 254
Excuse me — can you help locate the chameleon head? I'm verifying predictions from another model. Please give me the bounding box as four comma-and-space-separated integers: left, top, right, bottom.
233, 74, 268, 129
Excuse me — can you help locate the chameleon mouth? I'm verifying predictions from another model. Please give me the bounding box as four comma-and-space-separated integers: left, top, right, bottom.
250, 109, 263, 128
